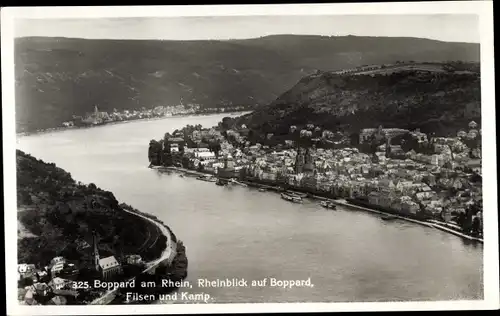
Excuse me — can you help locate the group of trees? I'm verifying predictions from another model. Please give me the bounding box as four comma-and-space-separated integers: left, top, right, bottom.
239, 68, 480, 141
148, 140, 163, 166
453, 201, 482, 237
17, 150, 161, 268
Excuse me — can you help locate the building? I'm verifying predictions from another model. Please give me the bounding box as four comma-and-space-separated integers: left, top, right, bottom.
359, 128, 378, 144
401, 200, 420, 215
32, 283, 52, 297
170, 143, 179, 152
48, 277, 70, 291
91, 231, 100, 271
98, 256, 122, 280
92, 230, 122, 280
195, 151, 216, 163
294, 147, 315, 174
303, 148, 315, 173
18, 264, 37, 281
49, 257, 66, 278
411, 129, 428, 143
125, 255, 143, 265
359, 126, 409, 144
218, 154, 237, 178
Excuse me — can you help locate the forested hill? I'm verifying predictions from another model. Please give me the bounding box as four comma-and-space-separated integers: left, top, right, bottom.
236, 62, 481, 137
15, 35, 479, 132
16, 150, 167, 268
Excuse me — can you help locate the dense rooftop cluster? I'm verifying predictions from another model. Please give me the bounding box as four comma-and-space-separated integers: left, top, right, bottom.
150, 118, 482, 237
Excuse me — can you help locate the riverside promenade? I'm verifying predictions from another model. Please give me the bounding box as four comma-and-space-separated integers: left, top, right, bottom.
156, 166, 483, 244
330, 199, 483, 244
90, 208, 177, 305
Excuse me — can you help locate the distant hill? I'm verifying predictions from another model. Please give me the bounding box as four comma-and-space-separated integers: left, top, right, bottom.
236, 62, 481, 138
15, 35, 479, 132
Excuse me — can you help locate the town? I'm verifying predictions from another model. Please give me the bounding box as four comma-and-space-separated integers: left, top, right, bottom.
59, 103, 254, 130
148, 119, 483, 239
18, 229, 147, 305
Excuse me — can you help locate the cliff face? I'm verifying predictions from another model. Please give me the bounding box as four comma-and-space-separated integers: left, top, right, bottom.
15, 35, 479, 132
238, 62, 481, 137
16, 150, 167, 267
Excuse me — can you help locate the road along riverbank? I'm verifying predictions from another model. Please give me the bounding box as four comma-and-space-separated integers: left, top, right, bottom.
158, 165, 483, 244
91, 209, 177, 305
330, 200, 483, 243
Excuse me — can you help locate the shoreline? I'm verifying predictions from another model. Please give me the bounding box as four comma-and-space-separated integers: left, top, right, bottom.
90, 207, 177, 305
157, 165, 483, 244
16, 111, 252, 138
332, 200, 483, 243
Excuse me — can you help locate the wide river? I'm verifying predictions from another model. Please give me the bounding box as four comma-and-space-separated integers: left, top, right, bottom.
17, 113, 483, 303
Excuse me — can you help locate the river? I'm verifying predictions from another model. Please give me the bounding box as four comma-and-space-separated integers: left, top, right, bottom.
16, 113, 483, 303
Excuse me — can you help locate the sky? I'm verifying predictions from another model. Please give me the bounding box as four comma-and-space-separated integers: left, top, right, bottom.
14, 15, 479, 43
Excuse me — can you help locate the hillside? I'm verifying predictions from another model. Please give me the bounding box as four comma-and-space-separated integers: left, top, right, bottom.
15, 35, 479, 132
236, 62, 481, 138
16, 150, 167, 268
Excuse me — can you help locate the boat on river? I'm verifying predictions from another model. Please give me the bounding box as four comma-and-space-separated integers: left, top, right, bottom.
259, 188, 266, 192
320, 200, 336, 210
197, 175, 216, 182
381, 214, 397, 221
230, 179, 248, 187
215, 178, 229, 186
281, 193, 302, 203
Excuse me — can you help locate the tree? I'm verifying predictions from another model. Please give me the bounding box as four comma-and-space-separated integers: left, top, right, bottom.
471, 217, 481, 237
238, 167, 247, 181
470, 173, 482, 183
220, 117, 234, 130
349, 132, 360, 146
148, 140, 162, 166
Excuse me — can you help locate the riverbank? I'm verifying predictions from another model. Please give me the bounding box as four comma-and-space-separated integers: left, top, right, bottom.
16, 150, 186, 305
90, 208, 177, 305
16, 111, 252, 137
332, 200, 483, 243
156, 165, 483, 244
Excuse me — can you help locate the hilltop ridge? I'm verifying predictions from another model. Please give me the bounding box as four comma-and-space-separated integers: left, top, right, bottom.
237, 61, 481, 138
15, 35, 479, 132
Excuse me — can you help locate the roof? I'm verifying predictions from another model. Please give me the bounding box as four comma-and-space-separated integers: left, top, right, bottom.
126, 254, 142, 259
51, 262, 65, 271
50, 277, 67, 285
33, 283, 50, 291
196, 151, 215, 158
168, 137, 185, 143
49, 296, 67, 305
99, 256, 120, 270
51, 256, 65, 262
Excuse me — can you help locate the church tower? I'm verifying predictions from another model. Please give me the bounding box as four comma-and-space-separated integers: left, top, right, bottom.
303, 148, 314, 173
385, 136, 391, 158
294, 148, 305, 174
91, 230, 100, 271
